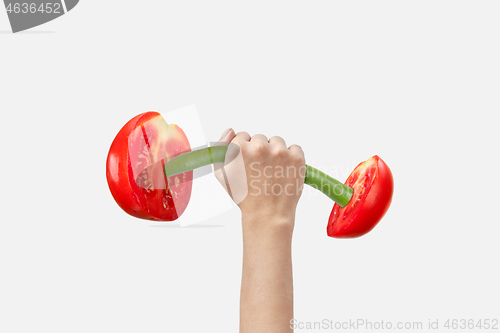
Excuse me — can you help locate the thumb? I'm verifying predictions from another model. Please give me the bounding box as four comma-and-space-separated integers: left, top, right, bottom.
215, 127, 238, 167
217, 128, 236, 143
213, 128, 235, 195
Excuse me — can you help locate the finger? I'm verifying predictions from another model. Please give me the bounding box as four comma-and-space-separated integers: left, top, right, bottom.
268, 136, 287, 148
250, 134, 268, 143
232, 131, 251, 144
288, 144, 305, 159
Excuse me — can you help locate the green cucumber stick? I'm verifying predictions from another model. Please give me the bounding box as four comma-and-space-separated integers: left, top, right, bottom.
164, 145, 353, 207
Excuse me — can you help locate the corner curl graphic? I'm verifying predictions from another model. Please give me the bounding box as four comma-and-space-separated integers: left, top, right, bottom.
4, 0, 79, 33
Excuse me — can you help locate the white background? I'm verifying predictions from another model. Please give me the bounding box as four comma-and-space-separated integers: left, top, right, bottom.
1, 1, 499, 332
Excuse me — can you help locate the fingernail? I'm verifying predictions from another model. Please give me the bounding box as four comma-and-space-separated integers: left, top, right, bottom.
220, 128, 232, 139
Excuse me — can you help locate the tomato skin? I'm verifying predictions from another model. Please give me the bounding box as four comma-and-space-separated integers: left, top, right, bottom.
106, 112, 192, 221
327, 155, 394, 238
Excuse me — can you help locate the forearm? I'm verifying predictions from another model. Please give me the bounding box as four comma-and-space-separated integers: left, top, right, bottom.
240, 216, 294, 333
214, 130, 303, 332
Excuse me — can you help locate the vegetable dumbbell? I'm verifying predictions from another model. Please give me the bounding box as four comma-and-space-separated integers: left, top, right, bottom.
106, 112, 394, 238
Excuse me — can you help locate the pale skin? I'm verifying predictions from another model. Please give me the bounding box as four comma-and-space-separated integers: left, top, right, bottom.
215, 128, 306, 333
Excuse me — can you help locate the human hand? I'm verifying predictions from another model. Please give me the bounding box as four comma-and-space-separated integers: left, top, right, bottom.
215, 128, 306, 235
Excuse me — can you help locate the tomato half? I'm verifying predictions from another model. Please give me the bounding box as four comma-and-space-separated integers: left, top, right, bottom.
106, 112, 193, 221
327, 155, 393, 238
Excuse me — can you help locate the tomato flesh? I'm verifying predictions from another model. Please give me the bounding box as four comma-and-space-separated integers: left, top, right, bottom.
106, 112, 193, 221
327, 155, 393, 238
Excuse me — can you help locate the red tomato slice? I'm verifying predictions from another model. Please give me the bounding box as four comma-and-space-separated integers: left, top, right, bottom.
327, 155, 394, 238
106, 112, 193, 221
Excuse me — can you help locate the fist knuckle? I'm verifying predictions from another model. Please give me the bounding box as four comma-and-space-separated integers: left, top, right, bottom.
291, 152, 305, 164
272, 147, 287, 158
236, 131, 249, 138
252, 141, 267, 153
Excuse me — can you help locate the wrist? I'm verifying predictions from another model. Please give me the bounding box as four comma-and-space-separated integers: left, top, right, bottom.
241, 206, 296, 222
241, 213, 295, 242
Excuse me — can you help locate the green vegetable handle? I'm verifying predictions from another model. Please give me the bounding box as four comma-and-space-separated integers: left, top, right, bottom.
164, 145, 353, 207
